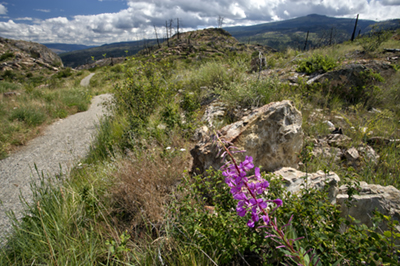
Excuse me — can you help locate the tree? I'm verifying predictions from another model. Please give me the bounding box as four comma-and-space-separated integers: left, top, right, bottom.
176, 18, 180, 40
218, 16, 224, 28
165, 20, 170, 47
154, 25, 161, 48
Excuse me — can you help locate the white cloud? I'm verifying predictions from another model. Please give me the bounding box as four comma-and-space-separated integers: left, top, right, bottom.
0, 4, 7, 15
35, 9, 51, 13
0, 0, 398, 45
15, 17, 33, 21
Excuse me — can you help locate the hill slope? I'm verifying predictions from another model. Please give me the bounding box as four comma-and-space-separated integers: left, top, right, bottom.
225, 14, 400, 50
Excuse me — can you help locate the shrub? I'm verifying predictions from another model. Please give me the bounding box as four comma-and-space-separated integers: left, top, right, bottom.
0, 51, 14, 61
9, 106, 46, 126
357, 27, 392, 52
54, 67, 73, 79
297, 54, 338, 74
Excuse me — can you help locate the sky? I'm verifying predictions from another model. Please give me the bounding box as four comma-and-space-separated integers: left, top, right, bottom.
0, 0, 399, 46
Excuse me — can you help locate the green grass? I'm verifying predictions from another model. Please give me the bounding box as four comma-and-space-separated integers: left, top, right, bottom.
1, 30, 400, 265
0, 69, 112, 159
9, 105, 47, 126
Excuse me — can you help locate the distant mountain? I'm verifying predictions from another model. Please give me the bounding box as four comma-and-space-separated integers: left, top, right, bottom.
42, 43, 97, 54
59, 39, 157, 68
224, 14, 400, 50
59, 14, 400, 68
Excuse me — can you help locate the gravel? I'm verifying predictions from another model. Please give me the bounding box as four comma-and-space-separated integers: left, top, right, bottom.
0, 74, 111, 244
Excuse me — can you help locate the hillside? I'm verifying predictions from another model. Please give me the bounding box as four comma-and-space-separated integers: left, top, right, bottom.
1, 26, 400, 265
60, 39, 157, 68
0, 37, 65, 85
225, 14, 400, 50
43, 43, 97, 54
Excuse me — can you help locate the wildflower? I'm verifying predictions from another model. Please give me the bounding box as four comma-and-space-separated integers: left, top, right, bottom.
222, 155, 281, 228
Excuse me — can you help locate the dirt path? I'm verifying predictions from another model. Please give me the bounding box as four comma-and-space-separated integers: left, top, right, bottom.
0, 74, 111, 243
80, 73, 95, 87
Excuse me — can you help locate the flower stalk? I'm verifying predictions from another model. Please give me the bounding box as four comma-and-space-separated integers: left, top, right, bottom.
216, 134, 319, 266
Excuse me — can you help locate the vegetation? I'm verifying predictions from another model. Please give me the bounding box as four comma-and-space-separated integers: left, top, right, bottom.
296, 54, 338, 74
0, 69, 107, 159
1, 27, 400, 265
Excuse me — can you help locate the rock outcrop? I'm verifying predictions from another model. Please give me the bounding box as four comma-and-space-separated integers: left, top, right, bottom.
337, 182, 400, 231
272, 168, 400, 230
273, 167, 340, 204
191, 100, 304, 174
0, 37, 63, 72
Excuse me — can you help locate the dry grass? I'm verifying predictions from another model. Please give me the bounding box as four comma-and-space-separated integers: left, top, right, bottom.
109, 136, 192, 231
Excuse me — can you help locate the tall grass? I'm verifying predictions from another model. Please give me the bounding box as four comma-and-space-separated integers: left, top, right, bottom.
0, 166, 111, 265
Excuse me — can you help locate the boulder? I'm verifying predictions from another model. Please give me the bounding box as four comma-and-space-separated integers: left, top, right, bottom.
357, 145, 379, 165
344, 147, 360, 162
337, 182, 400, 231
273, 167, 340, 204
190, 100, 303, 174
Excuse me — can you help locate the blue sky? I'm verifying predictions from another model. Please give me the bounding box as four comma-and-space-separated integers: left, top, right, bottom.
0, 0, 399, 45
1, 0, 128, 23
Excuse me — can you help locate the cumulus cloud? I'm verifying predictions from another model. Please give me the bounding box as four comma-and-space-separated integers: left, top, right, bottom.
0, 0, 398, 45
0, 4, 7, 15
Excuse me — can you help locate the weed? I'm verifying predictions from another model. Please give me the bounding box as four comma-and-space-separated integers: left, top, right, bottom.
296, 54, 338, 74
0, 51, 14, 61
357, 27, 392, 52
9, 106, 46, 126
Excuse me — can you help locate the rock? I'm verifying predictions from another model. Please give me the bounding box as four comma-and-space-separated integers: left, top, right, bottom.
192, 125, 210, 142
308, 62, 395, 88
324, 120, 335, 128
273, 167, 340, 204
190, 100, 303, 174
202, 101, 226, 126
326, 134, 352, 148
337, 182, 400, 231
3, 91, 21, 97
357, 145, 379, 165
2, 38, 63, 67
344, 147, 360, 162
312, 143, 343, 162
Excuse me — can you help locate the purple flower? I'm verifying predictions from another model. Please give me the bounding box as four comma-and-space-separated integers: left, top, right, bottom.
237, 207, 247, 217
222, 154, 282, 228
273, 199, 283, 207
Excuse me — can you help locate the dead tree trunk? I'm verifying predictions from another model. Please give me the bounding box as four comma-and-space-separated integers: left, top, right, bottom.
154, 25, 161, 48
165, 21, 169, 47
351, 14, 359, 42
176, 18, 180, 40
303, 31, 309, 51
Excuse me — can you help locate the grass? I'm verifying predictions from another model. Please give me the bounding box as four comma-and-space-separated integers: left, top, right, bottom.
0, 69, 111, 159
1, 29, 400, 265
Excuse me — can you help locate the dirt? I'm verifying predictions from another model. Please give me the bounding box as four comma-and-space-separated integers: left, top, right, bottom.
0, 74, 111, 244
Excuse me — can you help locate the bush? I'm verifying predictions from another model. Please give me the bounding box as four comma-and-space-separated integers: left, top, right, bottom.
0, 51, 14, 61
54, 67, 73, 79
357, 27, 392, 52
297, 54, 338, 74
9, 106, 46, 126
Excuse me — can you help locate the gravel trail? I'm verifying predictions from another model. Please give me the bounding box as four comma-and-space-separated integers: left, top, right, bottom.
0, 74, 111, 243
80, 73, 95, 86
